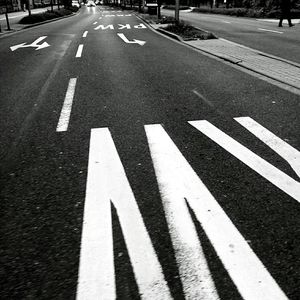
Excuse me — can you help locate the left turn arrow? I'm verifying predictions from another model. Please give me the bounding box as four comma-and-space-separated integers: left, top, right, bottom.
10, 36, 50, 51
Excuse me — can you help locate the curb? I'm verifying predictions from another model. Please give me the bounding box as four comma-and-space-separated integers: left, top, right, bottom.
0, 10, 79, 39
136, 13, 300, 94
218, 38, 300, 69
156, 27, 183, 42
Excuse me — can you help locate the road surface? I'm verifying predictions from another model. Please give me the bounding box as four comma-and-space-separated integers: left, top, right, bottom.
0, 5, 299, 300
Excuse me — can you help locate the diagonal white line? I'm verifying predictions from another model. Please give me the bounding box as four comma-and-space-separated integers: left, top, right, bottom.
235, 117, 300, 178
189, 120, 300, 202
146, 123, 289, 300
145, 124, 219, 300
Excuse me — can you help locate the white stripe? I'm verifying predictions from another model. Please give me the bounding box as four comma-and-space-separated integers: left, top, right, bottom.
56, 78, 77, 132
189, 120, 300, 202
82, 31, 88, 38
258, 28, 283, 34
75, 44, 84, 57
145, 125, 219, 300
76, 128, 172, 300
93, 21, 98, 24
146, 124, 288, 300
235, 117, 300, 178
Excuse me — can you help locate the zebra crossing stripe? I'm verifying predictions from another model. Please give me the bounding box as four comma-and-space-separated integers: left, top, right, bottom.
235, 117, 300, 178
190, 120, 300, 203
145, 124, 288, 300
76, 128, 172, 300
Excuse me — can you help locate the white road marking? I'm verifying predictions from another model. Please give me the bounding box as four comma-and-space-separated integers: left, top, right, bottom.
258, 28, 283, 34
221, 20, 231, 24
117, 33, 146, 46
235, 117, 300, 178
146, 124, 289, 300
145, 125, 219, 299
82, 31, 88, 38
56, 78, 77, 132
76, 128, 172, 300
94, 24, 114, 30
189, 120, 300, 202
10, 36, 50, 51
93, 21, 97, 25
75, 44, 84, 57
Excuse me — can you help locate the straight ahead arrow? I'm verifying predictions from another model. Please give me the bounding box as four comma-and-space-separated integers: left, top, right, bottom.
117, 33, 146, 46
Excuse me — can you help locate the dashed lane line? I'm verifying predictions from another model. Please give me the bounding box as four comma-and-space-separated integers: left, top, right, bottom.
56, 78, 77, 132
75, 44, 84, 58
82, 31, 88, 38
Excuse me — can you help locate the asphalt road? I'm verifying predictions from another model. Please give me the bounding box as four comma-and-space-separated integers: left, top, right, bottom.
161, 8, 300, 64
0, 5, 299, 300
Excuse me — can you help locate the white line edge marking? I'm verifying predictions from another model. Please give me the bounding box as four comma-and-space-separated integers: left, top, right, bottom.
235, 117, 300, 178
258, 28, 283, 34
93, 21, 98, 25
56, 78, 77, 132
146, 124, 288, 300
75, 44, 84, 57
82, 31, 88, 38
189, 120, 300, 202
76, 128, 172, 300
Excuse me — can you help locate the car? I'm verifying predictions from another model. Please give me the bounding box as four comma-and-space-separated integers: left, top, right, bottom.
86, 0, 96, 6
72, 0, 81, 8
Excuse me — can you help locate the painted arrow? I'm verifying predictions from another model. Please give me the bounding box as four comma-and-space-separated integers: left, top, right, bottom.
117, 33, 146, 46
10, 36, 50, 52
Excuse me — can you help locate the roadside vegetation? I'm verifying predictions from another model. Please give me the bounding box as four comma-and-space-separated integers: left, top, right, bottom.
163, 21, 216, 39
140, 13, 216, 40
19, 7, 78, 24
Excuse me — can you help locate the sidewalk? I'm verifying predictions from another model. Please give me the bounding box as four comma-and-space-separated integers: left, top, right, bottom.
146, 20, 300, 92
184, 38, 300, 90
0, 6, 59, 35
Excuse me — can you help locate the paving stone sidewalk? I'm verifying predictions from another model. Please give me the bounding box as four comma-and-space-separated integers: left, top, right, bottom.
184, 38, 300, 90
